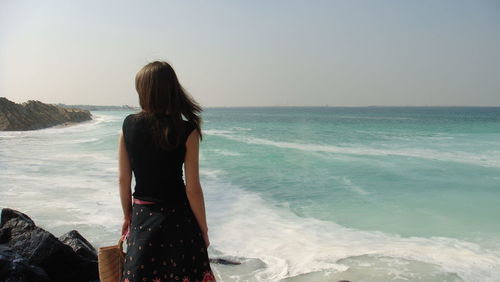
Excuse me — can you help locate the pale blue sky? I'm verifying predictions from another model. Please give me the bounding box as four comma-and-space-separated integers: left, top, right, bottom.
1, 0, 499, 107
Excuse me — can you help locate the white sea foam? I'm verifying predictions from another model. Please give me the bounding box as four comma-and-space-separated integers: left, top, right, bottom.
202, 170, 500, 281
338, 177, 370, 195
208, 149, 242, 156
204, 130, 500, 168
230, 127, 253, 131
204, 129, 235, 135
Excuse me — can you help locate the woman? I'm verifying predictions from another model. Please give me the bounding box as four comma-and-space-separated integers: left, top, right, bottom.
118, 61, 216, 282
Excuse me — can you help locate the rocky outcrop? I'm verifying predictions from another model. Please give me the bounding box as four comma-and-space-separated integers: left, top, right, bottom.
0, 97, 92, 131
0, 245, 51, 282
0, 208, 99, 282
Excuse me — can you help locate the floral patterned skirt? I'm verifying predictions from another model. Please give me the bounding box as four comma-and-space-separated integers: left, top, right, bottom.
121, 201, 216, 282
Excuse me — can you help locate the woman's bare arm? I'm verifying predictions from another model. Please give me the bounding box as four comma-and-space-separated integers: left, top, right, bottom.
184, 129, 209, 235
118, 131, 133, 220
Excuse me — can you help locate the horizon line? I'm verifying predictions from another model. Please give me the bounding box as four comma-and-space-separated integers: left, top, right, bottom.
64, 104, 500, 108
4, 97, 500, 108
3, 98, 500, 108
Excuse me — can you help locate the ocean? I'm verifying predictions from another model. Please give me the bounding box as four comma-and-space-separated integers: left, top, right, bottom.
1, 107, 499, 282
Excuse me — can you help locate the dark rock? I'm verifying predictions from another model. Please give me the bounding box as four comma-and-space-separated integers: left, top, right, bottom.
0, 245, 51, 282
0, 208, 99, 282
0, 209, 37, 253
0, 208, 36, 226
58, 230, 97, 261
209, 258, 241, 265
0, 97, 92, 131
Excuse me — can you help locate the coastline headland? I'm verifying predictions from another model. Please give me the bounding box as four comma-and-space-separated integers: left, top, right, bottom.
0, 97, 92, 131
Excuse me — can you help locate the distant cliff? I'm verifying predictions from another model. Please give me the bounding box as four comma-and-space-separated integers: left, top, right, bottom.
55, 103, 140, 111
0, 97, 92, 131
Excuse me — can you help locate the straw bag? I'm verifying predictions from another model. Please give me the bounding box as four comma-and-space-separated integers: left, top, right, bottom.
98, 237, 126, 282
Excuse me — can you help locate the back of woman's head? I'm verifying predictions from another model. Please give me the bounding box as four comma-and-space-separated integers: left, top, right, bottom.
135, 61, 202, 148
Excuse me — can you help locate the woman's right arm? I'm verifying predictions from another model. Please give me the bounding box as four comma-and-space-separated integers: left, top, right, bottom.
184, 129, 210, 247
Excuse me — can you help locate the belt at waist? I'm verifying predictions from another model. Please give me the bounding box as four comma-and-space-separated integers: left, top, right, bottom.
133, 198, 156, 205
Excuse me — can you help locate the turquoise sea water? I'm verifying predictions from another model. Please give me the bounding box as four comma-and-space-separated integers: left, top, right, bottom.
1, 107, 500, 281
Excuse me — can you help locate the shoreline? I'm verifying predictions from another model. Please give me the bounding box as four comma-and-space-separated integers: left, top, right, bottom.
51, 120, 88, 129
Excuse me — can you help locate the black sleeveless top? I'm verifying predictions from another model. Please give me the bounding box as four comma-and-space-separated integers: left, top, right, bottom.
122, 113, 196, 204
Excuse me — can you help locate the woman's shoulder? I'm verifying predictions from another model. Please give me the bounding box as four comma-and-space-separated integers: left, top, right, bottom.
181, 119, 196, 134
122, 112, 144, 129
125, 112, 149, 121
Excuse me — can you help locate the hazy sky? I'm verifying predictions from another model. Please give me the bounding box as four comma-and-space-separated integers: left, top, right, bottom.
1, 0, 499, 107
